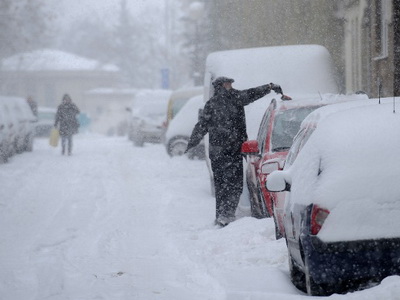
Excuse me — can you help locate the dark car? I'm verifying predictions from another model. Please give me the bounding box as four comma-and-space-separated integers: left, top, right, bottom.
267, 98, 400, 296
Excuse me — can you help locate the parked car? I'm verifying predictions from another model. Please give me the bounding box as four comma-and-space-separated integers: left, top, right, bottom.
0, 96, 37, 162
241, 94, 368, 236
127, 89, 172, 147
165, 95, 205, 159
8, 97, 36, 153
266, 97, 400, 296
161, 86, 203, 143
35, 107, 57, 137
202, 45, 339, 195
0, 103, 13, 162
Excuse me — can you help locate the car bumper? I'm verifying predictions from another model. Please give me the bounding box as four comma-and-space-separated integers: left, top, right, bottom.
304, 235, 400, 285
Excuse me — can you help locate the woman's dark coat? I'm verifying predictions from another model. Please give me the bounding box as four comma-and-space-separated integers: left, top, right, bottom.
55, 102, 80, 136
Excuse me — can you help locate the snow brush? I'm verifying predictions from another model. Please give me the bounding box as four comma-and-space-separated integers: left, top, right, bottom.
278, 87, 292, 101
270, 83, 292, 101
280, 94, 292, 101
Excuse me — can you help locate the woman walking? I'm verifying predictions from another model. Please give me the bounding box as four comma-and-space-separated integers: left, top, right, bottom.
54, 94, 80, 155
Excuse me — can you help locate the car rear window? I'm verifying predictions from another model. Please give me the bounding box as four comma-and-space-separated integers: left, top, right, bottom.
271, 106, 320, 152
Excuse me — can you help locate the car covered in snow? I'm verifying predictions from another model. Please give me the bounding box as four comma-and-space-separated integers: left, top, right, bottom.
0, 96, 36, 162
165, 95, 205, 159
127, 89, 172, 147
0, 101, 16, 162
241, 93, 368, 236
7, 97, 36, 153
266, 97, 400, 296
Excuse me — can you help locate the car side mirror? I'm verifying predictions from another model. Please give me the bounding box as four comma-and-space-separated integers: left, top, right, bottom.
266, 170, 291, 192
241, 140, 260, 156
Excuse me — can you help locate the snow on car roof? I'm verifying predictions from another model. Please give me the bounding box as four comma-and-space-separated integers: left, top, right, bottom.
289, 99, 400, 242
245, 93, 368, 141
300, 96, 392, 127
131, 89, 172, 116
206, 44, 338, 95
1, 49, 119, 72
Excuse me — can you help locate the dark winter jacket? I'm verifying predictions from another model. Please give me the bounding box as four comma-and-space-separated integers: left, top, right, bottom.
186, 84, 271, 159
55, 102, 80, 136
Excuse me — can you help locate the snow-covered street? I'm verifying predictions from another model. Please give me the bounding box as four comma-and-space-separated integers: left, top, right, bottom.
1, 134, 400, 300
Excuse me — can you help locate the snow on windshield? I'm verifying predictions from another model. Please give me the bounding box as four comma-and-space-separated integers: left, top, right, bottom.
271, 106, 321, 151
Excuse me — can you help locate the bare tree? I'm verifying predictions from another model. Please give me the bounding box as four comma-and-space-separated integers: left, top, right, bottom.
0, 0, 50, 61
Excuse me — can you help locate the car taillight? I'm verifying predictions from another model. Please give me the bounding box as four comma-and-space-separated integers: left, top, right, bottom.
310, 205, 329, 235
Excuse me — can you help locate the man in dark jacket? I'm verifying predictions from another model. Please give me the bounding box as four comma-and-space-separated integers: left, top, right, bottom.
54, 94, 80, 156
185, 76, 283, 226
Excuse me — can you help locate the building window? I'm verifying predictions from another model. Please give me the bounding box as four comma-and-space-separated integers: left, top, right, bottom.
374, 0, 392, 60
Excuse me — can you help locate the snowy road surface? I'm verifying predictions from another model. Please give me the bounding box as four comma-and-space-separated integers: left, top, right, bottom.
1, 134, 400, 299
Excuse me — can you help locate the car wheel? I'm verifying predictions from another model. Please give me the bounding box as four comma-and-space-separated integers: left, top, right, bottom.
167, 136, 188, 157
248, 181, 268, 219
273, 213, 283, 240
288, 251, 306, 292
25, 134, 34, 152
0, 146, 8, 163
304, 256, 326, 296
133, 137, 144, 147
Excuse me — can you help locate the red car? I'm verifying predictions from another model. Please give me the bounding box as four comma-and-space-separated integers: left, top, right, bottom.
241, 94, 367, 239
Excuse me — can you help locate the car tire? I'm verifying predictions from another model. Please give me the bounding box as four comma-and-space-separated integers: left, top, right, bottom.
133, 134, 144, 146
288, 251, 306, 293
134, 140, 144, 147
16, 139, 24, 154
273, 213, 283, 240
304, 256, 326, 296
24, 134, 34, 152
248, 181, 269, 219
0, 146, 8, 163
167, 136, 188, 157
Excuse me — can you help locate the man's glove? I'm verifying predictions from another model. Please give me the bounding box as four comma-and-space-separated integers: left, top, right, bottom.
270, 83, 283, 95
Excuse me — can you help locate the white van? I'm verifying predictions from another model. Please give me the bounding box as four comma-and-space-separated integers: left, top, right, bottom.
202, 45, 339, 194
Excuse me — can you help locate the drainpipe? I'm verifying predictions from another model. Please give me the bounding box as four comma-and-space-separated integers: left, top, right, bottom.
394, 0, 400, 96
